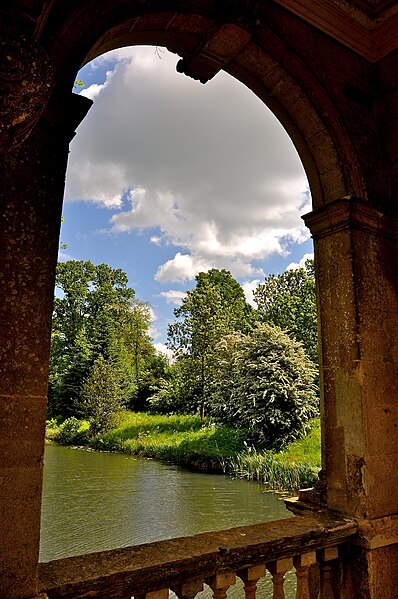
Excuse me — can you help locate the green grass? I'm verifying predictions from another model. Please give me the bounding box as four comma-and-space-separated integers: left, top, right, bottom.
89, 412, 248, 472
46, 413, 321, 490
224, 419, 321, 491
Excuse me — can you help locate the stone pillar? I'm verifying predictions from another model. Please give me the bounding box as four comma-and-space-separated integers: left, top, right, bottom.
303, 197, 398, 597
0, 93, 91, 598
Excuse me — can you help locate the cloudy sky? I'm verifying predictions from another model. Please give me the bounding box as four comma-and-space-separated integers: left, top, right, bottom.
61, 46, 313, 350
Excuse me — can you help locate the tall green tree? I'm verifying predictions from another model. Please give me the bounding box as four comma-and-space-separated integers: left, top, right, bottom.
253, 259, 318, 364
48, 260, 153, 417
167, 269, 252, 417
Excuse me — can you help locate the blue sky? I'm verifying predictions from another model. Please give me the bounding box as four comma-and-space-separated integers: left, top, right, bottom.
61, 46, 313, 351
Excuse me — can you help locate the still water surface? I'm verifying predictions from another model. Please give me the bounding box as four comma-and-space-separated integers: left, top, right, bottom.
40, 444, 295, 596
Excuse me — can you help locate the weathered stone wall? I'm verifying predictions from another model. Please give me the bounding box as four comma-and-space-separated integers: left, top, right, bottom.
0, 1, 397, 597
0, 87, 91, 597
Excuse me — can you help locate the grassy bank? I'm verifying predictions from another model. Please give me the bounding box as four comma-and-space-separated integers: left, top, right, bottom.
223, 420, 321, 491
46, 412, 321, 491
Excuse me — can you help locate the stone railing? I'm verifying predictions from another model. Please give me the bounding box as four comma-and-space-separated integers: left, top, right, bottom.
39, 513, 357, 599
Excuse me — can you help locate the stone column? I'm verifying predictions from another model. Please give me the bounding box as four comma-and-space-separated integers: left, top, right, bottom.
0, 93, 91, 598
303, 197, 398, 597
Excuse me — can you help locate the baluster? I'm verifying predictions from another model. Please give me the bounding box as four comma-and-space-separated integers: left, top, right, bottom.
294, 552, 317, 599
268, 558, 293, 599
207, 571, 236, 599
238, 564, 266, 599
318, 547, 339, 599
171, 578, 204, 599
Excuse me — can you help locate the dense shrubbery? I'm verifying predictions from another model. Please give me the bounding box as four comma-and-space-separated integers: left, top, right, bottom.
210, 323, 318, 448
47, 417, 90, 445
48, 260, 168, 421
254, 259, 318, 363
78, 355, 126, 434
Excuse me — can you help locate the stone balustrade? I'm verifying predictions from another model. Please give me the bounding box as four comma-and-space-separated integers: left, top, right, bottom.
39, 514, 357, 599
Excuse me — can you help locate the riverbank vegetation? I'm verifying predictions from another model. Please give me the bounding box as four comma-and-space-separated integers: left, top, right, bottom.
46, 413, 321, 491
47, 259, 320, 490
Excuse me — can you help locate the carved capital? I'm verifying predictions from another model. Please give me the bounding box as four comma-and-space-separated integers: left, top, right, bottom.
303, 197, 398, 240
0, 29, 54, 152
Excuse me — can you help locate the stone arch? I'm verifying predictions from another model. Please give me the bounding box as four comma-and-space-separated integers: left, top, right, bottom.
2, 3, 398, 598
37, 2, 367, 210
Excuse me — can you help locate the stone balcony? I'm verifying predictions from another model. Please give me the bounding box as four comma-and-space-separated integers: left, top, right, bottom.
39, 513, 357, 599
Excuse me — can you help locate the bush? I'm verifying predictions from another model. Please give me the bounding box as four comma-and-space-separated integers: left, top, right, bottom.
56, 417, 86, 445
149, 359, 201, 415
45, 418, 61, 441
210, 322, 319, 448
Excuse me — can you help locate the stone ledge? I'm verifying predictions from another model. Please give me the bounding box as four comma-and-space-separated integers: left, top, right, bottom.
39, 515, 357, 599
285, 496, 398, 550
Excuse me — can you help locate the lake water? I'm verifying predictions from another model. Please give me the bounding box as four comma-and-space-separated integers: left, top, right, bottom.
40, 444, 295, 596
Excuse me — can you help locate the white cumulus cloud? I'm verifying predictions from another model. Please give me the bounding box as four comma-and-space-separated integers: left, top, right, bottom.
159, 290, 187, 305
286, 252, 314, 270
155, 253, 213, 283
66, 46, 310, 282
242, 280, 261, 308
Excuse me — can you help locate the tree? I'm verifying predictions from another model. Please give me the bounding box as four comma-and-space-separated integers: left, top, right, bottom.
253, 259, 318, 364
149, 357, 199, 415
78, 355, 126, 435
167, 269, 252, 417
48, 260, 154, 418
133, 352, 173, 412
210, 322, 318, 448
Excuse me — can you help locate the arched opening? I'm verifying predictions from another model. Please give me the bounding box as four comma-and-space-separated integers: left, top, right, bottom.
42, 44, 318, 564
2, 3, 398, 598
44, 6, 361, 206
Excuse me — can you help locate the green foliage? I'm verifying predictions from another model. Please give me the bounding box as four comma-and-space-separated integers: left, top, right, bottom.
129, 355, 168, 411
254, 259, 318, 364
91, 412, 248, 471
78, 355, 126, 435
149, 357, 201, 415
279, 417, 321, 465
55, 417, 90, 445
224, 448, 319, 491
224, 418, 321, 490
48, 260, 155, 418
167, 269, 253, 417
49, 329, 92, 418
45, 412, 321, 490
45, 418, 61, 441
210, 322, 319, 448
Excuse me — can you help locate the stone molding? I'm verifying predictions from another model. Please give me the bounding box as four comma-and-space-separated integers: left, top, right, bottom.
285, 498, 398, 551
177, 23, 251, 83
354, 514, 398, 549
274, 0, 398, 61
38, 515, 357, 597
303, 197, 398, 240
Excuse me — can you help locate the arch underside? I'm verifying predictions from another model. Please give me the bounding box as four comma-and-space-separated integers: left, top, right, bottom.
40, 3, 368, 209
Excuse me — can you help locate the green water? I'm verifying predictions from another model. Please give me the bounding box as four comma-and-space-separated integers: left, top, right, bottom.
40, 444, 295, 596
